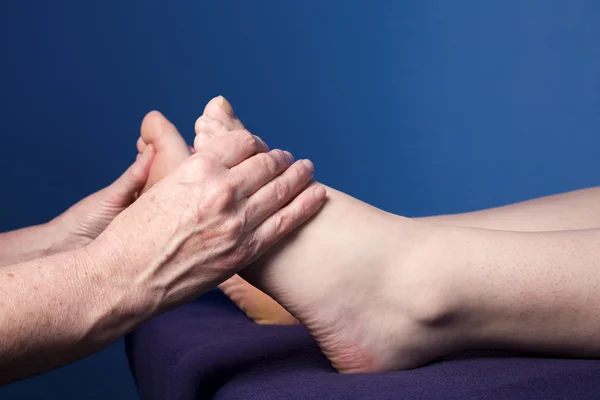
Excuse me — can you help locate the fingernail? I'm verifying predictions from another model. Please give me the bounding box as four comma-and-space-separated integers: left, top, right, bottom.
313, 186, 326, 201
218, 96, 234, 115
140, 144, 154, 163
254, 136, 269, 151
301, 159, 314, 170
283, 150, 293, 161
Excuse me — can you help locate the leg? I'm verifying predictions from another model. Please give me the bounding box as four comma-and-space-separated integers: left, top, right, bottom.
196, 101, 459, 370
436, 225, 600, 360
245, 213, 600, 372
200, 97, 600, 331
418, 187, 600, 231
202, 98, 600, 373
142, 100, 600, 372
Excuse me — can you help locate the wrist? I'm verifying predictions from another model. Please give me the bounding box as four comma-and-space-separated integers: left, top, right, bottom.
47, 214, 90, 254
87, 224, 160, 316
43, 217, 70, 254
79, 237, 156, 339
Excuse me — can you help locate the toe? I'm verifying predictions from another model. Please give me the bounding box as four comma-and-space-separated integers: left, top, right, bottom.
202, 96, 245, 131
140, 110, 180, 147
136, 136, 147, 153
194, 114, 230, 136
219, 275, 299, 325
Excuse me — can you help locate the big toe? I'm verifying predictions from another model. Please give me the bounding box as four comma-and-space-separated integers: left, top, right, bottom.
141, 111, 182, 147
139, 110, 191, 194
202, 96, 245, 131
140, 110, 190, 157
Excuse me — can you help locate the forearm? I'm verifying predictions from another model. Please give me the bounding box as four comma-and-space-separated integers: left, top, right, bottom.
0, 245, 150, 385
447, 225, 600, 357
418, 186, 600, 231
0, 221, 66, 267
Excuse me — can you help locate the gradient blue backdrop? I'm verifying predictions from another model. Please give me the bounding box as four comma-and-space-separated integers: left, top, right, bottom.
1, 1, 598, 398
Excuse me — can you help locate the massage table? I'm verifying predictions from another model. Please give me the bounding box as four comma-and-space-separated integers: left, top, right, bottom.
126, 290, 600, 399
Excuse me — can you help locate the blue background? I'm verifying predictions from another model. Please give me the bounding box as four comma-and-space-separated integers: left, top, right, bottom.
1, 1, 598, 398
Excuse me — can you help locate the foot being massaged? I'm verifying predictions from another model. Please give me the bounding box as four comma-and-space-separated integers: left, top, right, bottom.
137, 96, 600, 373
3, 95, 600, 385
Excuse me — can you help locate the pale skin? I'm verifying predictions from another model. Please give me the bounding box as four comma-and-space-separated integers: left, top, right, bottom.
0, 148, 157, 268
0, 124, 326, 385
142, 96, 600, 373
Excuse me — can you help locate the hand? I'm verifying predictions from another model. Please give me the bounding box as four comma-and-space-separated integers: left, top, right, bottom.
51, 145, 155, 251
90, 129, 326, 313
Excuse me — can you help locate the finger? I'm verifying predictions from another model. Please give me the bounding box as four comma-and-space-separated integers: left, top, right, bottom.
202, 96, 245, 131
243, 159, 316, 228
110, 144, 155, 202
137, 136, 147, 153
229, 149, 294, 198
194, 114, 231, 136
251, 183, 326, 255
199, 130, 268, 168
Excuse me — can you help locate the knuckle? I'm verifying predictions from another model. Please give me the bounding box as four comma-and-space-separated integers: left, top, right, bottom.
273, 214, 291, 235
183, 203, 204, 225
189, 152, 216, 172
211, 182, 235, 207
263, 152, 281, 174
299, 197, 311, 216
271, 180, 289, 202
290, 161, 307, 182
243, 200, 259, 221
274, 149, 290, 166
224, 214, 245, 237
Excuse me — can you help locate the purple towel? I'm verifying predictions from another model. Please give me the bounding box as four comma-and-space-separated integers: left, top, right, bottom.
126, 290, 600, 399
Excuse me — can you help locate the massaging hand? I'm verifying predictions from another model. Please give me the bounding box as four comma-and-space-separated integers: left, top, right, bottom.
89, 129, 325, 311
50, 147, 155, 251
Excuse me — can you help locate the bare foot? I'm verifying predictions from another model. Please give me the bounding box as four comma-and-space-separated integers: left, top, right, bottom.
201, 97, 466, 373
218, 275, 298, 324
136, 111, 192, 193
136, 104, 299, 325
197, 97, 300, 325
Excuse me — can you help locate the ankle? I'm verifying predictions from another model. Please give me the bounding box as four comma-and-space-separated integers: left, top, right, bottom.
386, 219, 473, 344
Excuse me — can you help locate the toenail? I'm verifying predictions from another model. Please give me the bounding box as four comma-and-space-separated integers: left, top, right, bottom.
218, 96, 234, 115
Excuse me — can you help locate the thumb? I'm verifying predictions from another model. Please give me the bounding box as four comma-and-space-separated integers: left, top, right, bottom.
108, 144, 155, 203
